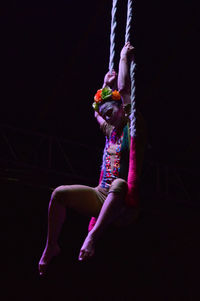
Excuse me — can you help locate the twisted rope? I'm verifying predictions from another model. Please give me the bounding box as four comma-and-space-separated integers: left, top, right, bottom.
125, 0, 136, 137
109, 0, 118, 73
88, 0, 137, 231
125, 0, 133, 43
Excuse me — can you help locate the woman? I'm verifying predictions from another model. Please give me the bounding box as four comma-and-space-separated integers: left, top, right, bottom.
38, 42, 146, 276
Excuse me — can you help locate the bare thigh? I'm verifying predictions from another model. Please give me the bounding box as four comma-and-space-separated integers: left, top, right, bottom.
54, 184, 103, 217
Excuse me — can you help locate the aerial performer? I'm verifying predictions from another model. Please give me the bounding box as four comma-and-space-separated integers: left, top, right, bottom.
38, 0, 147, 276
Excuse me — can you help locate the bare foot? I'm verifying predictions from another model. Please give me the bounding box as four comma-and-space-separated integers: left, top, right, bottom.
38, 244, 60, 276
78, 235, 95, 261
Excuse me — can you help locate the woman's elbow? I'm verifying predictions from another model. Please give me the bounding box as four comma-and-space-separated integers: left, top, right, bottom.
119, 87, 131, 98
118, 86, 126, 95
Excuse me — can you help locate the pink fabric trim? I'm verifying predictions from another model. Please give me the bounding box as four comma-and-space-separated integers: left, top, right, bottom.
99, 169, 104, 183
88, 216, 97, 232
125, 136, 139, 207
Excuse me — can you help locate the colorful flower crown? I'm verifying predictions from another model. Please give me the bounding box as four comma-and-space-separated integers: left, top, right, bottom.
92, 86, 121, 112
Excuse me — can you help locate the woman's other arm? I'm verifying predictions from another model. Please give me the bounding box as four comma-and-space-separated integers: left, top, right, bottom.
118, 42, 134, 105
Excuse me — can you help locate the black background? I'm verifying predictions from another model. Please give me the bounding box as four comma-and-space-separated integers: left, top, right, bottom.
1, 0, 199, 162
1, 1, 200, 300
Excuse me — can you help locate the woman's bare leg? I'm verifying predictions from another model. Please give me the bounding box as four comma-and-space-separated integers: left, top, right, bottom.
38, 185, 102, 275
78, 191, 126, 261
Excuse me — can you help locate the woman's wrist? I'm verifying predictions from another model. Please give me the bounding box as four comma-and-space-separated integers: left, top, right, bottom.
103, 81, 113, 89
120, 55, 129, 62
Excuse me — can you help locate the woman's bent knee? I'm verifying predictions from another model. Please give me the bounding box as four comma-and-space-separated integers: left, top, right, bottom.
109, 178, 128, 199
50, 185, 69, 206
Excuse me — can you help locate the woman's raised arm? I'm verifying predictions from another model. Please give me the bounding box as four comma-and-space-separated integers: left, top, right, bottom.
118, 42, 134, 105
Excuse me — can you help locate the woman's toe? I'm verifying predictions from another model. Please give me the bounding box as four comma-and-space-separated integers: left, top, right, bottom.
78, 250, 86, 261
38, 262, 47, 276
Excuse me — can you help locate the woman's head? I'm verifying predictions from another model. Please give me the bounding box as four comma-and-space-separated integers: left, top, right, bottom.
98, 99, 124, 126
93, 86, 124, 126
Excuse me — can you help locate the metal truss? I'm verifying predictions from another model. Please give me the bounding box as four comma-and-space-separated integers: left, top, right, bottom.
141, 158, 199, 203
0, 124, 101, 187
0, 124, 198, 203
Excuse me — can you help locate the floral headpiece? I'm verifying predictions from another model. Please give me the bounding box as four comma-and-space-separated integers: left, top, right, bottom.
92, 86, 121, 112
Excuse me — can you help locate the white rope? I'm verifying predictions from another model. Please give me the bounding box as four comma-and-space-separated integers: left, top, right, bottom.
109, 0, 118, 73
125, 0, 136, 138
125, 0, 133, 43
108, 0, 136, 137
129, 61, 136, 137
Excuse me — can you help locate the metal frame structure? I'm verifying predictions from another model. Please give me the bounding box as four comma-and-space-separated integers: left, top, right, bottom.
0, 124, 101, 187
0, 124, 198, 203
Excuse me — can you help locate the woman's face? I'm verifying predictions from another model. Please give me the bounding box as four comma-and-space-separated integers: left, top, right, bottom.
99, 101, 124, 127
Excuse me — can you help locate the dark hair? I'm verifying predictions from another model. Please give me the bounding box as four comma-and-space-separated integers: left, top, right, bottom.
98, 99, 122, 117
99, 99, 122, 110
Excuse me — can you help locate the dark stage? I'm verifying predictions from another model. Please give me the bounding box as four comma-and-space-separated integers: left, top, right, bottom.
1, 178, 200, 301
1, 0, 200, 300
